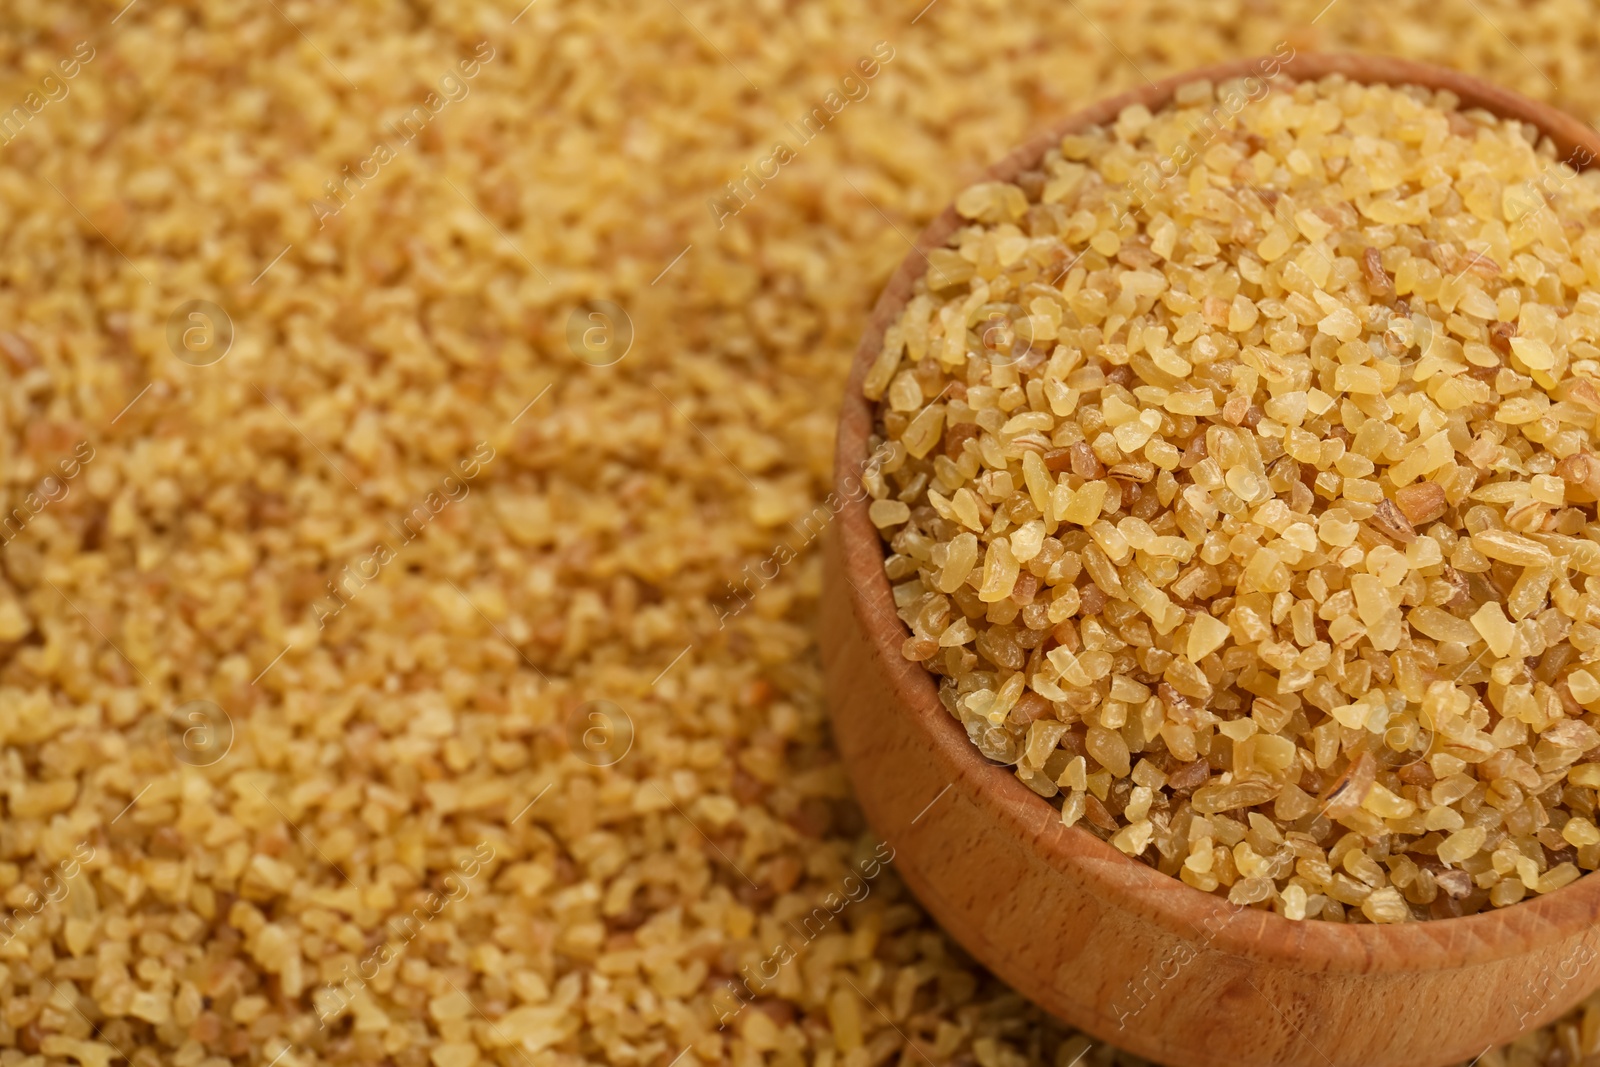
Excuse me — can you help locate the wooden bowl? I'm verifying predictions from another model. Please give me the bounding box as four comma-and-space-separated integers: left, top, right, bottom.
821, 53, 1600, 1067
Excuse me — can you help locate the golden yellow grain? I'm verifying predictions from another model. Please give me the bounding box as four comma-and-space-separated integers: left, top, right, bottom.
7, 0, 1600, 1062
869, 77, 1600, 926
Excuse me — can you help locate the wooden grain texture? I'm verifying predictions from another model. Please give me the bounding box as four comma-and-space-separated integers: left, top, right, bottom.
820, 53, 1600, 1067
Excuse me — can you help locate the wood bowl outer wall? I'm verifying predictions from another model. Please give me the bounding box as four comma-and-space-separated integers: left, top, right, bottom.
820, 52, 1600, 1067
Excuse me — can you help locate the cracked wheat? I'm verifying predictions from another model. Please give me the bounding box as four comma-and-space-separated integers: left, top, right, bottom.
868, 75, 1600, 924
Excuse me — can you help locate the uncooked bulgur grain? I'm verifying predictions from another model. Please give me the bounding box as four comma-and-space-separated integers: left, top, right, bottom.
6, 0, 1600, 1062
868, 75, 1600, 923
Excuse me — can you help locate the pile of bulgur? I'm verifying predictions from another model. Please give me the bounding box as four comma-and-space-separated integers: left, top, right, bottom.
867, 74, 1600, 925
5, 0, 1600, 1065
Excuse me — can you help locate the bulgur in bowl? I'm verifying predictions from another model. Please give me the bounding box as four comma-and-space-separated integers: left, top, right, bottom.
823, 52, 1600, 1067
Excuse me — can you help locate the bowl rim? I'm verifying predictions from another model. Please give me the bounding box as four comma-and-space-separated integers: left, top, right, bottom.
833, 50, 1600, 972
